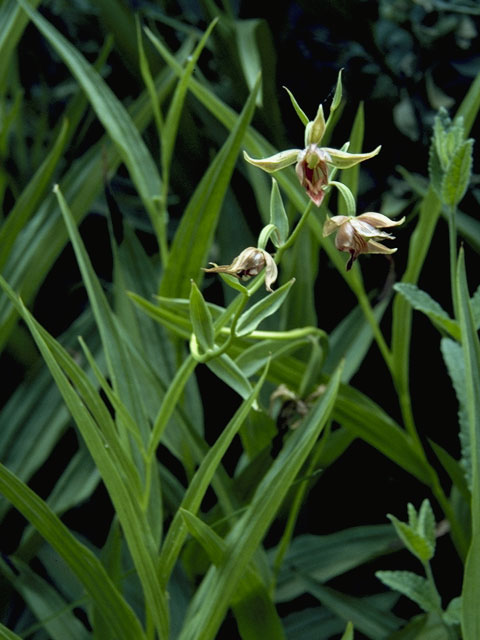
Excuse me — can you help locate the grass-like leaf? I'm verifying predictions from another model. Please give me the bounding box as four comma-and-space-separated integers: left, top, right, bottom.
158, 365, 268, 584
0, 460, 145, 640
236, 279, 295, 337
16, 0, 163, 235
151, 31, 261, 299
0, 556, 90, 640
300, 579, 402, 639
178, 363, 342, 639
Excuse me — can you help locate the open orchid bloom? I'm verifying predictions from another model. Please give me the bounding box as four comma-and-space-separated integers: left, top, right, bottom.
244, 103, 381, 206
202, 247, 278, 292
323, 213, 406, 270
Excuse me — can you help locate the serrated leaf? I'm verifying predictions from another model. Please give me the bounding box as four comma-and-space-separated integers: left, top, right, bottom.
441, 139, 473, 208
470, 284, 480, 329
417, 500, 436, 554
443, 596, 462, 626
440, 337, 472, 489
387, 515, 434, 562
394, 283, 460, 340
375, 570, 441, 614
189, 281, 215, 352
428, 139, 444, 197
407, 503, 418, 529
236, 279, 295, 337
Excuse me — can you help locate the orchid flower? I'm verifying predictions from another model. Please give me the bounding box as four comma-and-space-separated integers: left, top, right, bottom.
244, 98, 380, 206
203, 247, 278, 292
323, 213, 405, 270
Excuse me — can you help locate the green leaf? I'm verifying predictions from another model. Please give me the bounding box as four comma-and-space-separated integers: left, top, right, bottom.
180, 508, 286, 639
337, 102, 364, 212
189, 280, 215, 352
234, 18, 264, 107
236, 279, 295, 337
470, 284, 480, 329
235, 336, 312, 377
152, 38, 261, 299
274, 524, 400, 602
178, 365, 342, 639
340, 621, 354, 640
300, 579, 402, 640
394, 283, 460, 340
0, 0, 42, 87
375, 571, 441, 614
333, 386, 433, 485
456, 248, 480, 640
206, 352, 253, 401
161, 19, 218, 175
324, 297, 389, 383
0, 462, 146, 640
0, 275, 168, 639
429, 438, 470, 503
269, 178, 289, 246
158, 367, 268, 584
443, 596, 462, 625
417, 500, 436, 554
0, 119, 69, 272
0, 556, 90, 640
387, 515, 434, 563
0, 622, 23, 640
441, 138, 474, 208
441, 337, 472, 489
16, 0, 163, 234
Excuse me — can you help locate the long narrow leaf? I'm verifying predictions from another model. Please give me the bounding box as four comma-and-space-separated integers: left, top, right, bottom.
158, 365, 268, 584
0, 462, 145, 640
178, 364, 342, 639
16, 0, 163, 234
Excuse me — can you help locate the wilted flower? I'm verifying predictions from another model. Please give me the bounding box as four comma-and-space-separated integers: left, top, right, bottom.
323, 213, 405, 270
244, 102, 380, 206
202, 247, 278, 292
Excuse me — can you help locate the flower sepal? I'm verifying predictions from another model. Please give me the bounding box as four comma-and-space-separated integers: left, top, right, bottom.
243, 149, 299, 173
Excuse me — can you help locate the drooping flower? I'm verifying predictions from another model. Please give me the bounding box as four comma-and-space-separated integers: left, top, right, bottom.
323, 213, 405, 270
202, 247, 278, 292
244, 102, 381, 206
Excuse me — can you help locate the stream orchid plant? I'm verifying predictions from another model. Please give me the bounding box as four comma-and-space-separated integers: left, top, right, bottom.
0, 5, 480, 640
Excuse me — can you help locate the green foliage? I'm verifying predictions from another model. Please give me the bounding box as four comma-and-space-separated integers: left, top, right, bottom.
0, 2, 479, 638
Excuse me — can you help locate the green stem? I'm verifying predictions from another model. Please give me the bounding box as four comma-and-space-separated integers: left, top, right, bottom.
448, 205, 459, 319
277, 200, 314, 256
